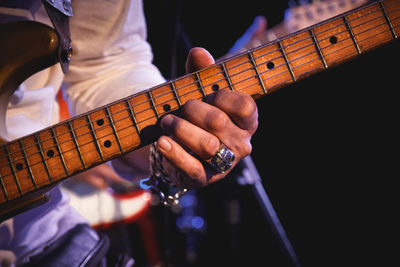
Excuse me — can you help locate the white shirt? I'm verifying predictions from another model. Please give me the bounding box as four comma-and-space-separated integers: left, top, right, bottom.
0, 0, 165, 265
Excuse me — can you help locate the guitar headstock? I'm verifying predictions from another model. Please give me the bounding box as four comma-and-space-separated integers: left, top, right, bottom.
285, 0, 369, 32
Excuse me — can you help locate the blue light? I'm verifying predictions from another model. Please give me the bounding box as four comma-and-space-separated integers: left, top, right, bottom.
191, 216, 205, 229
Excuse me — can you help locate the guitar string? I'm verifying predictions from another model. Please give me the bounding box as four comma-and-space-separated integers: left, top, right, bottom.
91, 2, 400, 121
0, 5, 398, 178
0, 29, 394, 201
3, 3, 397, 156
11, 8, 400, 154
0, 6, 398, 168
1, 27, 394, 201
0, 11, 397, 173
0, 25, 396, 191
1, 31, 396, 201
3, 2, 398, 153
0, 0, 397, 155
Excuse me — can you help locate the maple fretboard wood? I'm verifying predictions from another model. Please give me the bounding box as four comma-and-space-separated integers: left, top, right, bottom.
0, 0, 399, 204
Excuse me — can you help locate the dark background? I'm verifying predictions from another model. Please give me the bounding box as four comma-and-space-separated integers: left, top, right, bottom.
135, 1, 399, 266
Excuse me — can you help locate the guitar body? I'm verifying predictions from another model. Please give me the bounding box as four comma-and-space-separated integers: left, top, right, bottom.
0, 21, 59, 142
0, 21, 59, 221
60, 181, 151, 229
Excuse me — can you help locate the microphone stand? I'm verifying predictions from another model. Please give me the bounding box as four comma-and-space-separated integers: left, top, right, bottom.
236, 156, 302, 267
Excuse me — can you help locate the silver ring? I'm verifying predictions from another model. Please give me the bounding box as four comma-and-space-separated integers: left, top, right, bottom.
208, 143, 235, 173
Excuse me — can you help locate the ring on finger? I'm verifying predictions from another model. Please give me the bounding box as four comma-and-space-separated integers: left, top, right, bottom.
206, 142, 235, 173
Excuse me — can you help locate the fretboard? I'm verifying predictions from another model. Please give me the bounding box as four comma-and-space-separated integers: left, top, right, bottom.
0, 0, 398, 204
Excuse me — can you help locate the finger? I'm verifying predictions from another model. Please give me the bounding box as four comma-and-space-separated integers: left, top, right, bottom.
181, 99, 253, 157
185, 47, 215, 73
157, 136, 207, 188
160, 114, 220, 159
206, 89, 258, 134
180, 98, 235, 134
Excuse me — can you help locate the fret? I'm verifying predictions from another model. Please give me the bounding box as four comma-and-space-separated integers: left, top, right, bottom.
309, 28, 328, 69
151, 83, 181, 116
70, 116, 103, 168
379, 0, 398, 39
34, 134, 52, 183
346, 2, 394, 53
313, 17, 359, 67
126, 98, 141, 135
279, 30, 326, 80
278, 41, 296, 82
251, 43, 294, 94
67, 121, 86, 169
170, 82, 182, 107
18, 140, 37, 189
197, 64, 231, 95
174, 75, 203, 105
248, 51, 267, 94
129, 93, 159, 131
6, 140, 38, 195
147, 91, 160, 119
54, 123, 87, 176
108, 101, 141, 152
221, 62, 234, 91
51, 128, 69, 176
4, 144, 22, 195
343, 15, 362, 54
0, 171, 8, 201
37, 129, 69, 181
19, 136, 51, 187
382, 0, 400, 38
0, 144, 20, 201
86, 114, 105, 161
223, 53, 262, 95
195, 72, 207, 99
105, 106, 124, 154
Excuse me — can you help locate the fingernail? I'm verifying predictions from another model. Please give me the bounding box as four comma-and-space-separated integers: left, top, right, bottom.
158, 137, 172, 151
161, 115, 174, 130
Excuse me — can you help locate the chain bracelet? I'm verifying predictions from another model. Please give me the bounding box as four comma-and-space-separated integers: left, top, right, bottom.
144, 142, 188, 207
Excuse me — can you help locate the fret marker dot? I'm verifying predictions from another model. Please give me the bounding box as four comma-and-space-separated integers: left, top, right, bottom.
163, 104, 171, 112
267, 61, 275, 69
104, 140, 112, 148
47, 149, 55, 157
212, 84, 219, 91
15, 163, 23, 170
96, 119, 104, 126
329, 36, 338, 44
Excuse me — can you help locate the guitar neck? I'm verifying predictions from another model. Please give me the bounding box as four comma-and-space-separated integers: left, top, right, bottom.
0, 0, 399, 204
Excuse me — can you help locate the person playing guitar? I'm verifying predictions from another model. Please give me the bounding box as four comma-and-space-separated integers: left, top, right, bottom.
1, 0, 398, 266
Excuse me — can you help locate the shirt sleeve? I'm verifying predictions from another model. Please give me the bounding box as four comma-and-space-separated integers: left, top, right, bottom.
63, 0, 165, 116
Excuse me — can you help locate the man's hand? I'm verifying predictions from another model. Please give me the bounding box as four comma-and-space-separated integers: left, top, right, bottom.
157, 47, 258, 189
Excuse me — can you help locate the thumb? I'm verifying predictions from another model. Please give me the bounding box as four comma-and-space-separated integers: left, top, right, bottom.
185, 47, 215, 73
